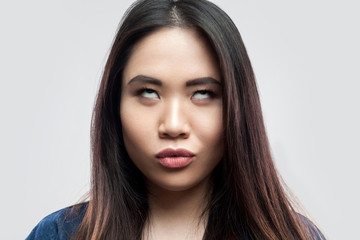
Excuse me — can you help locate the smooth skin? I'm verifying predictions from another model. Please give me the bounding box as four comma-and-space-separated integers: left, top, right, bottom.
120, 27, 223, 240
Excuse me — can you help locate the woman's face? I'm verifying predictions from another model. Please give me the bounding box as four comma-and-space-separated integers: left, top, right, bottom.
120, 27, 223, 192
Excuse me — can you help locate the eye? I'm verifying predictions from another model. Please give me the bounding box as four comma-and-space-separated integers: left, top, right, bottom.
192, 90, 216, 100
137, 88, 159, 99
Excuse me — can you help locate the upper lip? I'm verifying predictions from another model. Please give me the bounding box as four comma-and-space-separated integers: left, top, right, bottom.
156, 148, 195, 158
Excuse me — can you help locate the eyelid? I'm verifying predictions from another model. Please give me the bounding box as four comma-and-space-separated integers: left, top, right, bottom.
191, 89, 217, 100
136, 87, 160, 99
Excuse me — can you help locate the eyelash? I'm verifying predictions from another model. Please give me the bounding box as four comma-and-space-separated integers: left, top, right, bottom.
192, 89, 217, 99
135, 88, 217, 100
136, 88, 159, 98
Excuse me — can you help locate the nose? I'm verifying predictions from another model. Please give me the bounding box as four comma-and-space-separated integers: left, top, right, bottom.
158, 98, 190, 139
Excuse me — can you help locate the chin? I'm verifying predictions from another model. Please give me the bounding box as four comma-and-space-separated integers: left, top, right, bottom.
147, 172, 210, 193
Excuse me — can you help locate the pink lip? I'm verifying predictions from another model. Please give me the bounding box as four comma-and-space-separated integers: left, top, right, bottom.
156, 148, 195, 168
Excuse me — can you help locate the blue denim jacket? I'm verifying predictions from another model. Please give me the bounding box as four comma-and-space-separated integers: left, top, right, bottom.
26, 204, 325, 240
26, 204, 86, 240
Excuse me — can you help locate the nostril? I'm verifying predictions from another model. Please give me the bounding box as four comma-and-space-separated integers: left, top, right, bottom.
158, 123, 190, 139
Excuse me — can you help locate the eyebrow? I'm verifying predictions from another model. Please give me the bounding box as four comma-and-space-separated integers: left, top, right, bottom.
127, 75, 221, 87
186, 77, 221, 87
127, 75, 162, 86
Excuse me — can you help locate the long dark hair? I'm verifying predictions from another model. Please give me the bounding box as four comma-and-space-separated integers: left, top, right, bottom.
73, 0, 323, 239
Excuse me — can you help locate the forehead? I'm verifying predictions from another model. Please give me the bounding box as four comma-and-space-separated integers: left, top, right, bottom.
122, 27, 221, 85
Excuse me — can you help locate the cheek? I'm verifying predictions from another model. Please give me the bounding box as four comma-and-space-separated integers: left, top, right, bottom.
120, 100, 160, 176
121, 95, 158, 129
120, 100, 154, 151
191, 106, 223, 147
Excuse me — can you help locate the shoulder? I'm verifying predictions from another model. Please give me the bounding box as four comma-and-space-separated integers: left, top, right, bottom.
298, 214, 326, 240
26, 203, 87, 240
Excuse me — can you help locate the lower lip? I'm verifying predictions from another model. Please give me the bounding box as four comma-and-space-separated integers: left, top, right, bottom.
157, 157, 193, 168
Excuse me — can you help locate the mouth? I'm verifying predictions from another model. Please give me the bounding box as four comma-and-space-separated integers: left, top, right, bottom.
156, 148, 195, 168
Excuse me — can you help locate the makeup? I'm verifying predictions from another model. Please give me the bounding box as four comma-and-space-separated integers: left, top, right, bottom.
156, 148, 195, 168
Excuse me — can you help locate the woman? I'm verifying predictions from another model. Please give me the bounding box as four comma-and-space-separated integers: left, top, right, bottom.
27, 0, 325, 239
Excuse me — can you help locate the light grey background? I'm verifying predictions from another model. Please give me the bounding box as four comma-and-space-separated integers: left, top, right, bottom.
1, 0, 358, 239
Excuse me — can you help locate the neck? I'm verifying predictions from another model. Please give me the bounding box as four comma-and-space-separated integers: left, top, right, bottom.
144, 178, 211, 240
